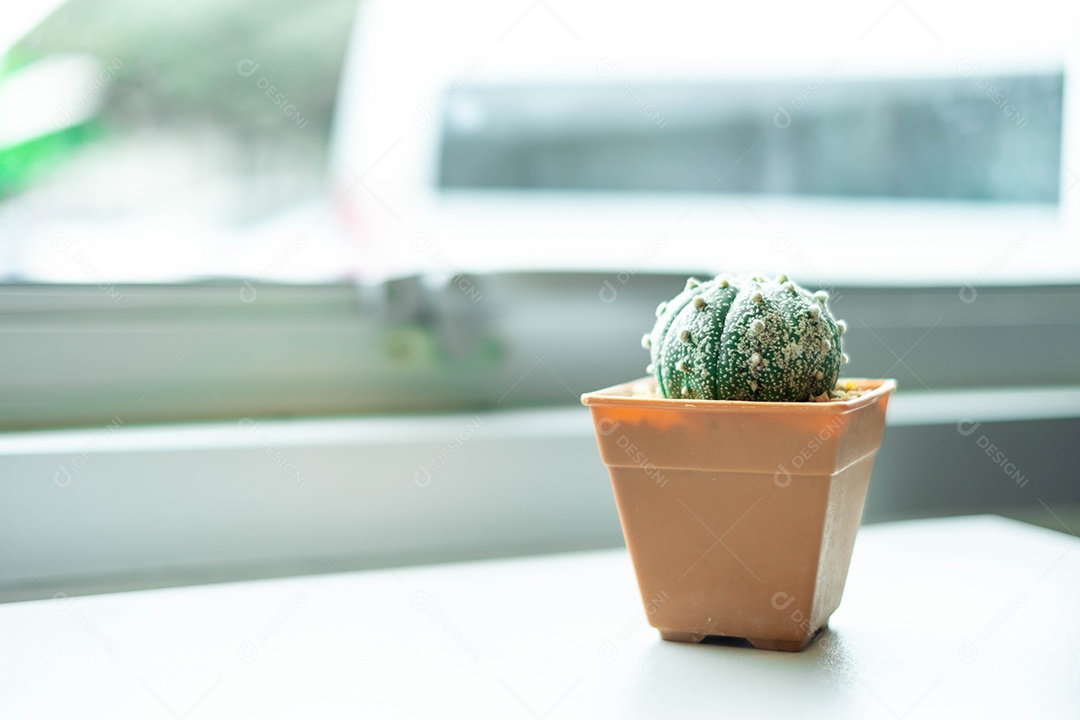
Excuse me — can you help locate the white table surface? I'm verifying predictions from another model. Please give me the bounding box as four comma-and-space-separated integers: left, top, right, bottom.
1, 515, 1077, 719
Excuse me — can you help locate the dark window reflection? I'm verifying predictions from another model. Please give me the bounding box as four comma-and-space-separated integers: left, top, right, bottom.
440, 74, 1063, 203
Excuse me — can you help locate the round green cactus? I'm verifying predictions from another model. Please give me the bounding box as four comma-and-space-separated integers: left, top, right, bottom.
642, 274, 848, 402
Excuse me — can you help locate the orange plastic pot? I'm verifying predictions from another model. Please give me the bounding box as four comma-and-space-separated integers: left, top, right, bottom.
581, 377, 896, 651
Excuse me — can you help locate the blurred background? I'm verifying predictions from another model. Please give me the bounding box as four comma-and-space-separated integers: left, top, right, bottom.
1, 0, 1078, 599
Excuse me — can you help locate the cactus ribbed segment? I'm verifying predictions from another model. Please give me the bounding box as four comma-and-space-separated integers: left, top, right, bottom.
643, 274, 846, 402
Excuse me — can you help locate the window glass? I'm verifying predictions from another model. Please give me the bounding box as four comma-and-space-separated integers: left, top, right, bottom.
441, 75, 1063, 203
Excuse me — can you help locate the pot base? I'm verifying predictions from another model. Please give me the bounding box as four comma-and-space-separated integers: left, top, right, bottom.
658, 630, 707, 644
659, 624, 828, 653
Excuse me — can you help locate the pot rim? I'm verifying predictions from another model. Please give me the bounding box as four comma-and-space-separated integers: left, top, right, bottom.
581, 377, 896, 414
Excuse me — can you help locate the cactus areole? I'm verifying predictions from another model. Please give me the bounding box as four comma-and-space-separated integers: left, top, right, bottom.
642, 274, 848, 402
